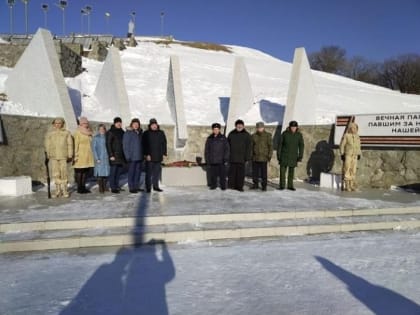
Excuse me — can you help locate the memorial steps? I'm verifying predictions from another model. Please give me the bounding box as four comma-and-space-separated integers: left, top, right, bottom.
1, 205, 420, 253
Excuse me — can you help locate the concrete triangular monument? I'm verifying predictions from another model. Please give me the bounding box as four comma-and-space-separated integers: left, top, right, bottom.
167, 55, 188, 148
5, 28, 77, 131
283, 47, 317, 130
94, 46, 131, 126
225, 57, 254, 133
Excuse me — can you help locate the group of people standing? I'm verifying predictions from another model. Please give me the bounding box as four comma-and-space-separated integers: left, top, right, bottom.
44, 115, 314, 198
205, 119, 305, 192
44, 116, 167, 198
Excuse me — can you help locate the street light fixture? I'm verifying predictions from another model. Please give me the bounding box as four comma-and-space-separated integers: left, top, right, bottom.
160, 11, 165, 37
41, 3, 49, 29
84, 5, 92, 35
105, 12, 111, 34
7, 0, 16, 36
55, 0, 68, 35
21, 0, 30, 37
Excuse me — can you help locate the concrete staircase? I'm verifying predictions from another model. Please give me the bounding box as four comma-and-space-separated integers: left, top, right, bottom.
2, 206, 420, 253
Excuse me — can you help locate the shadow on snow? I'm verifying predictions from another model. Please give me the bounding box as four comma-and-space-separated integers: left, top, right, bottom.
60, 192, 175, 315
315, 256, 420, 315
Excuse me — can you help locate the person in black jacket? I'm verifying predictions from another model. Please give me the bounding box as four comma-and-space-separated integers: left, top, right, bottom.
106, 117, 125, 193
227, 119, 252, 191
143, 118, 167, 192
205, 123, 230, 190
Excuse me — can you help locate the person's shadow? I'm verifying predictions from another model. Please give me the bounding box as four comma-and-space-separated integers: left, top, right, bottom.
306, 141, 335, 184
60, 192, 175, 315
315, 256, 420, 315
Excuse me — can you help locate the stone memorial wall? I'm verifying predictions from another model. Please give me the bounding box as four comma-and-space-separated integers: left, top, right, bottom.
1, 114, 419, 189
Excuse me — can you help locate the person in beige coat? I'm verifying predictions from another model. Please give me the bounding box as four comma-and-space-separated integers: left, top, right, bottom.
73, 117, 94, 193
44, 118, 74, 198
339, 122, 361, 191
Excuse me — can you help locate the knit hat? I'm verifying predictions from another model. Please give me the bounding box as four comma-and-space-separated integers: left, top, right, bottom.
113, 117, 122, 124
211, 123, 221, 129
78, 116, 89, 125
256, 121, 265, 128
235, 119, 245, 126
289, 120, 298, 127
130, 118, 140, 126
149, 118, 158, 125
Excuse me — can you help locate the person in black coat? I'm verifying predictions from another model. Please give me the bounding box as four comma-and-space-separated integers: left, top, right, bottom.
227, 119, 252, 191
106, 117, 125, 193
143, 118, 167, 192
205, 123, 230, 190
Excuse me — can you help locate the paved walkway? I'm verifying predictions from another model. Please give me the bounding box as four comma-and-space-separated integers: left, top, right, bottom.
1, 182, 420, 224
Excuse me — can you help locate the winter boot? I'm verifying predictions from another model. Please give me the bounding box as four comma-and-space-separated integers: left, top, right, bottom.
350, 180, 358, 192
61, 182, 70, 198
344, 180, 352, 192
53, 184, 62, 198
97, 178, 104, 193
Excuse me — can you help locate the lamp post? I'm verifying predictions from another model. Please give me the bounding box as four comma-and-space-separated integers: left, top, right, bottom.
84, 5, 92, 35
55, 0, 68, 35
21, 0, 30, 37
41, 3, 48, 29
7, 0, 16, 36
105, 12, 111, 34
160, 11, 165, 37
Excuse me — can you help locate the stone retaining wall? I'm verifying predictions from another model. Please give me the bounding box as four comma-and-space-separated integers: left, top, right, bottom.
0, 42, 82, 77
0, 114, 419, 188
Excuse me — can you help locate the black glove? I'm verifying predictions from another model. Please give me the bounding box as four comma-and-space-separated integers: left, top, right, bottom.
341, 155, 345, 161
297, 158, 302, 163
357, 155, 361, 160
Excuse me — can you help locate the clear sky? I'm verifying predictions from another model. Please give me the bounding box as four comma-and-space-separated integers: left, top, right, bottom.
1, 0, 419, 62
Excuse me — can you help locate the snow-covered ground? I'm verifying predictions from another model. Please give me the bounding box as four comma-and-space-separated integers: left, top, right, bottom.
1, 183, 420, 224
1, 37, 420, 124
1, 232, 420, 315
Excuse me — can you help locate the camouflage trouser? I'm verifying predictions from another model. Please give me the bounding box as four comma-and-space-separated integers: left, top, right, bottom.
342, 155, 357, 181
51, 159, 68, 185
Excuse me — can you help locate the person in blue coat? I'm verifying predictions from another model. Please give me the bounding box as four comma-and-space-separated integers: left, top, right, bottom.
92, 124, 110, 193
123, 118, 144, 193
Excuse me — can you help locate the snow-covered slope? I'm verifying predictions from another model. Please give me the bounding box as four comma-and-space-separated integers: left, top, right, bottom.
1, 37, 420, 125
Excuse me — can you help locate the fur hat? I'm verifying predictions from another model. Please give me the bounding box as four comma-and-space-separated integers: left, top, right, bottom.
149, 118, 158, 125
289, 120, 298, 127
113, 117, 122, 124
235, 119, 245, 126
130, 118, 140, 126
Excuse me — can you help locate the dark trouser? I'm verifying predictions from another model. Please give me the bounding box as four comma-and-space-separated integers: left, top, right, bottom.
228, 162, 245, 190
280, 165, 295, 189
127, 160, 142, 190
74, 168, 90, 193
109, 164, 123, 190
252, 161, 268, 188
145, 161, 161, 190
209, 164, 226, 189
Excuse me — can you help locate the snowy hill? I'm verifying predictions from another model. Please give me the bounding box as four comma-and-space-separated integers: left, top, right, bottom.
1, 37, 420, 125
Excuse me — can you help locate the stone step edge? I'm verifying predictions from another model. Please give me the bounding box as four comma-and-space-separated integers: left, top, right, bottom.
1, 219, 420, 253
2, 206, 420, 233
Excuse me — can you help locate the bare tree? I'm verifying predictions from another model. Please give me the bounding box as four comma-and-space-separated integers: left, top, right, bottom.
382, 54, 420, 94
309, 46, 347, 75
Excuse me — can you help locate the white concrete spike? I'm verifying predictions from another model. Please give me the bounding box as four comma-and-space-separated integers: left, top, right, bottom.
5, 28, 77, 131
225, 57, 254, 133
94, 46, 131, 127
283, 47, 317, 130
167, 55, 188, 148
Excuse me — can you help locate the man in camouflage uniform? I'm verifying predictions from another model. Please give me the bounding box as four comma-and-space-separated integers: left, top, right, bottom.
44, 118, 74, 198
340, 122, 362, 191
